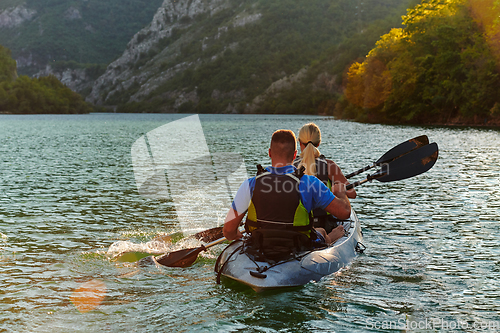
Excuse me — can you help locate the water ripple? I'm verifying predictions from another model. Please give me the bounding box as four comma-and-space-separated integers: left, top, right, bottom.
1, 114, 499, 332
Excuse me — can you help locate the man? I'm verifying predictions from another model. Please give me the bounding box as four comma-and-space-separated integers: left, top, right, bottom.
223, 129, 351, 244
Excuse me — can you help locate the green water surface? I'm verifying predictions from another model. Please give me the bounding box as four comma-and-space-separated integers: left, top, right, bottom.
1, 113, 499, 332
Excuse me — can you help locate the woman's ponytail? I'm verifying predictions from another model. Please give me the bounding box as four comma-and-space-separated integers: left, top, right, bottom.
297, 123, 321, 176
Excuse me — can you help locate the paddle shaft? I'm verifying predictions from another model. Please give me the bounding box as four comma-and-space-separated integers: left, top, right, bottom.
345, 163, 376, 179
346, 173, 383, 190
204, 237, 228, 249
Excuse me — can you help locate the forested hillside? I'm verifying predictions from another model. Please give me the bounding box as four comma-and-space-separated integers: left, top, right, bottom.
0, 45, 92, 114
0, 0, 163, 75
3, 0, 497, 125
86, 0, 417, 114
342, 0, 500, 125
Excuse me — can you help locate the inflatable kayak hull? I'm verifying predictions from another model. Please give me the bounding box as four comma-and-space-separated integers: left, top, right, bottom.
215, 210, 363, 292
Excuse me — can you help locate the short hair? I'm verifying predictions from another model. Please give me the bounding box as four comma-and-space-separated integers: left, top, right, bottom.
270, 130, 297, 161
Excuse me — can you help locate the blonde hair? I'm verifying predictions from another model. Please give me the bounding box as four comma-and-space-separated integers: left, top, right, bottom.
297, 123, 321, 176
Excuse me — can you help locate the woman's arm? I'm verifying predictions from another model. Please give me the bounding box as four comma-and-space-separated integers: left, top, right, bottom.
327, 159, 357, 199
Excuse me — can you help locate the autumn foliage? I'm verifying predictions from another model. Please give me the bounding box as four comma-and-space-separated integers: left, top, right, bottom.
343, 0, 500, 125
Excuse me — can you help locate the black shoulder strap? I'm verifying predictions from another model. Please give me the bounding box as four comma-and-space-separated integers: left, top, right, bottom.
256, 164, 266, 175
293, 165, 305, 178
255, 163, 304, 179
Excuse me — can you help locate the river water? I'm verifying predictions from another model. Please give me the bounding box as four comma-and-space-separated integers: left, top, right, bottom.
1, 113, 499, 332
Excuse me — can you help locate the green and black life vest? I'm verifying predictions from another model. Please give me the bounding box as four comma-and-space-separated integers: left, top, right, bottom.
293, 155, 331, 217
245, 166, 313, 237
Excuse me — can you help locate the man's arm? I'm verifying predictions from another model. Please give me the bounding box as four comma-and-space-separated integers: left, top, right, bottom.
223, 208, 245, 240
324, 183, 351, 220
223, 178, 253, 240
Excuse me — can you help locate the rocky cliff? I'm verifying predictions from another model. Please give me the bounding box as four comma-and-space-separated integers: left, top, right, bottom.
35, 65, 94, 94
2, 0, 410, 114
0, 5, 36, 28
86, 0, 255, 109
1, 0, 164, 77
84, 0, 393, 113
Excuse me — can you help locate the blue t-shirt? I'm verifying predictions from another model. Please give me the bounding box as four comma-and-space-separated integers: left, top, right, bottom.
231, 165, 335, 215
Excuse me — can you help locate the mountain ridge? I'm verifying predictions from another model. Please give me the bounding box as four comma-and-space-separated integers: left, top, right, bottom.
85, 0, 413, 114
86, 0, 253, 107
0, 0, 164, 74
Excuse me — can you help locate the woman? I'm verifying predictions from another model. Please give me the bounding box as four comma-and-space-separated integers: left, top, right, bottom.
295, 122, 356, 244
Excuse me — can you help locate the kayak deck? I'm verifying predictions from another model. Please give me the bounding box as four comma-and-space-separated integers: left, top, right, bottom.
215, 210, 363, 292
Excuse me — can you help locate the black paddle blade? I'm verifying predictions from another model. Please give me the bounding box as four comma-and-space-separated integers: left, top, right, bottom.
345, 135, 429, 179
377, 142, 438, 182
375, 135, 429, 165
154, 246, 206, 268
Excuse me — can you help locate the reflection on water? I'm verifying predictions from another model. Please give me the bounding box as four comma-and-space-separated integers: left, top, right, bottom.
1, 114, 499, 332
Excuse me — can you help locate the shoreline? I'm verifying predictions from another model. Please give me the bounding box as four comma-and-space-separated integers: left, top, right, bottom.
2, 111, 499, 129
335, 113, 500, 129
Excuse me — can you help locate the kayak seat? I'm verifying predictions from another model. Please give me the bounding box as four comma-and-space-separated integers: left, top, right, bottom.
246, 229, 312, 262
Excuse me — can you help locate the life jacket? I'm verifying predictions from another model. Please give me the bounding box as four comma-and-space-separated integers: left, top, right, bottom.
293, 155, 331, 217
245, 165, 313, 237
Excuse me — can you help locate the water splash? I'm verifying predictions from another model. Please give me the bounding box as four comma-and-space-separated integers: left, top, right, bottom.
106, 234, 211, 262
106, 240, 172, 259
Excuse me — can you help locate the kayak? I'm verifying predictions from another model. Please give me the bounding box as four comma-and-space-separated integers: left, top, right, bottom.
140, 137, 437, 287
214, 209, 364, 292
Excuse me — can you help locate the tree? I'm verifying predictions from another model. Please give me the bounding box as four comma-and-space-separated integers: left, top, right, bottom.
0, 45, 93, 114
343, 0, 500, 124
0, 45, 17, 82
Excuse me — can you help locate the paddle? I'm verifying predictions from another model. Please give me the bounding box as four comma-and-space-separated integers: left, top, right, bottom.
146, 140, 439, 269
346, 142, 438, 190
345, 135, 429, 179
153, 237, 227, 268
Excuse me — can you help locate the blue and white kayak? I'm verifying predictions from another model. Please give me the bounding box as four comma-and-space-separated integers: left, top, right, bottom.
214, 209, 364, 292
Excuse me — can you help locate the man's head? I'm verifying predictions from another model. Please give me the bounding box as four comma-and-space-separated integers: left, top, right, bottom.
269, 130, 297, 166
